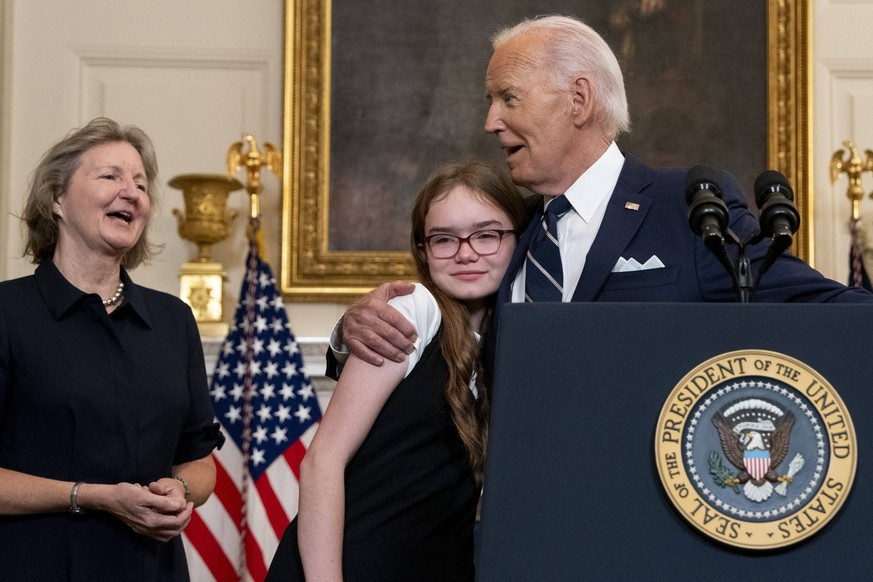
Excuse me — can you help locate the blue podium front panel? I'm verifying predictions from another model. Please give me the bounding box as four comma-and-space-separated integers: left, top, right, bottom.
478, 303, 872, 581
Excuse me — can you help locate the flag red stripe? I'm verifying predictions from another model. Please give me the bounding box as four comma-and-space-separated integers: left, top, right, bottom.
255, 474, 291, 539
186, 511, 238, 582
245, 525, 269, 582
283, 439, 308, 480
213, 455, 243, 528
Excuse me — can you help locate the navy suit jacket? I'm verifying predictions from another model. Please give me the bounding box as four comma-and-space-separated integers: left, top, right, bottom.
484, 155, 873, 378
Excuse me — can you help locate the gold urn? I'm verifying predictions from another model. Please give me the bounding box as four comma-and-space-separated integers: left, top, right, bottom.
170, 174, 243, 337
170, 174, 242, 262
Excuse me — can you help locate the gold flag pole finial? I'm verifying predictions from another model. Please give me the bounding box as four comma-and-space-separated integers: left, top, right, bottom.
829, 140, 873, 220
226, 133, 283, 221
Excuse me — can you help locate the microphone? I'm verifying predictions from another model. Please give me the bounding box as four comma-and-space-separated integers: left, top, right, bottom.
685, 165, 729, 246
754, 170, 800, 279
754, 170, 800, 246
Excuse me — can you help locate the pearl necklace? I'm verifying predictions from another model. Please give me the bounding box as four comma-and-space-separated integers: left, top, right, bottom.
102, 281, 125, 307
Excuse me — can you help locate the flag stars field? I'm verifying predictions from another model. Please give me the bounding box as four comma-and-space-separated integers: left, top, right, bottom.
293, 404, 313, 423
280, 383, 296, 400
281, 361, 298, 378
261, 383, 276, 400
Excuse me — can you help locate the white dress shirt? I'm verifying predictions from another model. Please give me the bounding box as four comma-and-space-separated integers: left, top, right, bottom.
511, 142, 625, 302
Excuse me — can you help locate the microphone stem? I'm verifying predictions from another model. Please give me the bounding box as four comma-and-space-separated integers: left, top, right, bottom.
736, 255, 753, 303
756, 233, 792, 282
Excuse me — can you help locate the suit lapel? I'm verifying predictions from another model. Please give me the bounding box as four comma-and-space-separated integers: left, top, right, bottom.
497, 198, 543, 307
497, 155, 656, 304
572, 156, 653, 301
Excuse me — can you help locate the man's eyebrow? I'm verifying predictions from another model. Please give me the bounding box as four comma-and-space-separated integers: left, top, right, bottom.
486, 82, 513, 97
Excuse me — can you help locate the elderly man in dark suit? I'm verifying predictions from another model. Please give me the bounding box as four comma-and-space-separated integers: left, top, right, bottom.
331, 14, 872, 372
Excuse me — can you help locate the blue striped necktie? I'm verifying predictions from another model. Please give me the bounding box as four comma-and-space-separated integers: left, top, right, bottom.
525, 195, 572, 302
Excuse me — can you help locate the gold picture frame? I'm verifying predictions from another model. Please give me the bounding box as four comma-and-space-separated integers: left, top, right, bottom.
281, 0, 811, 300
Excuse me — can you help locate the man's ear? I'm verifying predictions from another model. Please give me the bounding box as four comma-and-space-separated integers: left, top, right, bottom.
571, 77, 595, 127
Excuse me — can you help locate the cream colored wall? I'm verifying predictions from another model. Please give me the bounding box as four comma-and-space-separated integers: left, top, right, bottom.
0, 0, 347, 354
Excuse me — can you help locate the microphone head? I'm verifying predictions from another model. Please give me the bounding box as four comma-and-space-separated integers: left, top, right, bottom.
755, 169, 800, 236
754, 170, 794, 208
685, 165, 723, 205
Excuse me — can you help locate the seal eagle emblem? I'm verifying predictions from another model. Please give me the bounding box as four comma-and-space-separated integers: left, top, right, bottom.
711, 398, 800, 502
655, 350, 857, 550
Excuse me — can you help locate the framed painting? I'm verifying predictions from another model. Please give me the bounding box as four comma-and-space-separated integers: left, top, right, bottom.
281, 0, 810, 300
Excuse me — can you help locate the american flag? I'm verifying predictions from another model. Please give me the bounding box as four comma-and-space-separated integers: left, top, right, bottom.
183, 242, 322, 581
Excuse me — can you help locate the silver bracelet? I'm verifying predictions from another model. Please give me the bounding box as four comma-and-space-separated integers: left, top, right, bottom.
69, 481, 85, 514
173, 476, 190, 501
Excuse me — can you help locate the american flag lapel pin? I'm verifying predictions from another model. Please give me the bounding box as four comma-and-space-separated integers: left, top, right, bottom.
625, 202, 640, 211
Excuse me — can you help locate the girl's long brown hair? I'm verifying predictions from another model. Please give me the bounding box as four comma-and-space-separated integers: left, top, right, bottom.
410, 158, 527, 486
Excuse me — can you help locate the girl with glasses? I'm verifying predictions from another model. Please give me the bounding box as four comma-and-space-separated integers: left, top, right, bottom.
267, 159, 526, 581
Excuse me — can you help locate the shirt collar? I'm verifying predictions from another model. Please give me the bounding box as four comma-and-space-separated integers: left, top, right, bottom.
34, 260, 153, 327
560, 142, 625, 222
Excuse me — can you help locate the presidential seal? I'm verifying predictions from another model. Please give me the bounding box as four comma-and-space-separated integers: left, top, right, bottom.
655, 350, 857, 550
